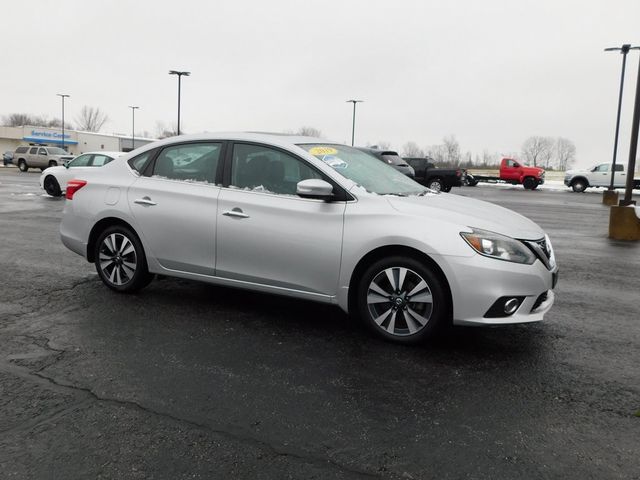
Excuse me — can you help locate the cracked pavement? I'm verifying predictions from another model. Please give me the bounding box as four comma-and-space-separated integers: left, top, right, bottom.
0, 168, 639, 479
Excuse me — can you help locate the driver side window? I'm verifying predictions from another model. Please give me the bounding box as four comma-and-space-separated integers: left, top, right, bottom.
230, 144, 322, 195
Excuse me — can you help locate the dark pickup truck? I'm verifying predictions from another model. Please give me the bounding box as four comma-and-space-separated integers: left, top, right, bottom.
403, 157, 464, 192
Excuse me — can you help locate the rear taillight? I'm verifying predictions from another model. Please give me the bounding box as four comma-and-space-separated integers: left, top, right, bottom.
65, 179, 87, 200
456, 169, 462, 177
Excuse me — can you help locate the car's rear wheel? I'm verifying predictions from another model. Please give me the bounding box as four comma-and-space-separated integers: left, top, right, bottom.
43, 175, 62, 197
94, 226, 154, 293
442, 184, 452, 193
18, 160, 28, 172
427, 178, 444, 192
357, 256, 448, 344
571, 179, 587, 193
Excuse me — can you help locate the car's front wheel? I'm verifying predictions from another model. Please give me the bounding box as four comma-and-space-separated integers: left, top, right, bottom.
43, 175, 62, 197
357, 256, 448, 344
571, 179, 587, 193
94, 225, 154, 293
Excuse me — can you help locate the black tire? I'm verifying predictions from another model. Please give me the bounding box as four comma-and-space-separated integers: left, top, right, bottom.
466, 175, 478, 187
356, 256, 449, 344
18, 159, 28, 172
442, 184, 452, 193
571, 178, 587, 193
94, 225, 154, 293
48, 160, 57, 168
523, 177, 537, 190
43, 175, 62, 197
427, 177, 444, 192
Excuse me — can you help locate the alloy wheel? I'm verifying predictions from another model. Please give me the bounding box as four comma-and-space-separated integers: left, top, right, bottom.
366, 267, 433, 336
98, 233, 138, 286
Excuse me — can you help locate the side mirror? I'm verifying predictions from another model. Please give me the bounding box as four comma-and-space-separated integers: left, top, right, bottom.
64, 162, 70, 169
296, 179, 334, 200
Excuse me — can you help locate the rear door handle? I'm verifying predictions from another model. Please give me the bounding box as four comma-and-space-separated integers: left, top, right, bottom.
134, 197, 157, 206
223, 208, 250, 219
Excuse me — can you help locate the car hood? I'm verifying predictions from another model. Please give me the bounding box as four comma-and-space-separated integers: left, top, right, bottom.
386, 193, 545, 240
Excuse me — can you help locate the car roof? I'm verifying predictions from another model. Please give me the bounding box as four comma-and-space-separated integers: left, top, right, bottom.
356, 147, 400, 156
76, 151, 125, 156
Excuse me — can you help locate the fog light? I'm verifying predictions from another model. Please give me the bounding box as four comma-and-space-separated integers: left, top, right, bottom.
504, 298, 520, 315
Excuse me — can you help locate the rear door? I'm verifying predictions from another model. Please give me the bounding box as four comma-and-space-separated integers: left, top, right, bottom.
127, 142, 224, 276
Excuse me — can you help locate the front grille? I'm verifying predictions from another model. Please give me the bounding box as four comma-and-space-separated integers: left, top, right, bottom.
523, 238, 554, 270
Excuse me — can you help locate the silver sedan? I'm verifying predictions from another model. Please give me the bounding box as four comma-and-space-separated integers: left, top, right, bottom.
60, 133, 558, 344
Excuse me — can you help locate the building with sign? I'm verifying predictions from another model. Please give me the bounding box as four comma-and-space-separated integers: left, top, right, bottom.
0, 125, 155, 157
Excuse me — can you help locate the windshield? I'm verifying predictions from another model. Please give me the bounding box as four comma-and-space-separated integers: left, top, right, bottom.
299, 144, 427, 196
47, 147, 68, 155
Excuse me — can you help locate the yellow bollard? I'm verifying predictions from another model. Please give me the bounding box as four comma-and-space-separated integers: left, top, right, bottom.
603, 190, 619, 206
609, 205, 640, 240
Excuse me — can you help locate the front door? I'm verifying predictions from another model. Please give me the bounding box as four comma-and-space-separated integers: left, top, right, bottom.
216, 143, 346, 297
127, 142, 224, 276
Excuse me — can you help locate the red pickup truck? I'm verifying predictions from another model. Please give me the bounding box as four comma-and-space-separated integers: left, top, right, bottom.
466, 157, 545, 190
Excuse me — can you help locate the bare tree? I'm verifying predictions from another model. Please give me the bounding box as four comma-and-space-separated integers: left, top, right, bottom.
3, 113, 33, 126
155, 120, 178, 139
402, 141, 424, 158
297, 126, 322, 137
425, 144, 447, 164
522, 136, 554, 167
75, 106, 109, 132
555, 137, 576, 171
443, 135, 461, 165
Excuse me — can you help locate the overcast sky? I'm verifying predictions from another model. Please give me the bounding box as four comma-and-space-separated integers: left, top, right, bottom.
3, 0, 640, 167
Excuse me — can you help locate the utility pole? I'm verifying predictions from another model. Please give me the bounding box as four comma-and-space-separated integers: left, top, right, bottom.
129, 106, 139, 151
346, 99, 363, 146
169, 70, 190, 135
620, 50, 640, 206
56, 94, 70, 151
604, 44, 640, 190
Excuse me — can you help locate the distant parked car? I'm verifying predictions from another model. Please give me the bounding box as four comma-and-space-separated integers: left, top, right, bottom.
563, 163, 640, 192
356, 147, 415, 177
14, 145, 75, 172
39, 151, 124, 197
3, 150, 13, 166
403, 157, 464, 192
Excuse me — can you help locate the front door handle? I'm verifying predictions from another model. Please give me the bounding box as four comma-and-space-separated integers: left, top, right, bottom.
134, 197, 157, 206
223, 208, 250, 219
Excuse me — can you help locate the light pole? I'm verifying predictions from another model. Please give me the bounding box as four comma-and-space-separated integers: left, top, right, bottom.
56, 93, 70, 151
346, 99, 363, 146
620, 50, 640, 206
604, 45, 640, 190
169, 70, 190, 135
128, 106, 139, 151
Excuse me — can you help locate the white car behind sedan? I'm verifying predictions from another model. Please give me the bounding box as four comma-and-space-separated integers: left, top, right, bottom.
40, 151, 125, 197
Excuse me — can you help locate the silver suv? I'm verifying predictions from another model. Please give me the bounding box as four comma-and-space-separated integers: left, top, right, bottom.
13, 145, 75, 172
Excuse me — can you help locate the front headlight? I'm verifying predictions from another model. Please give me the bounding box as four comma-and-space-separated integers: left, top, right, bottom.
460, 228, 536, 264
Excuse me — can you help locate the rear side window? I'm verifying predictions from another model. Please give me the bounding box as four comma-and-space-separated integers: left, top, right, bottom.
128, 150, 154, 174
15, 147, 28, 154
151, 143, 222, 183
29, 147, 38, 154
91, 154, 111, 167
614, 164, 624, 172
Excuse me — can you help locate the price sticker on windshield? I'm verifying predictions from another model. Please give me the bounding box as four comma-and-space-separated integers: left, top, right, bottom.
308, 146, 338, 156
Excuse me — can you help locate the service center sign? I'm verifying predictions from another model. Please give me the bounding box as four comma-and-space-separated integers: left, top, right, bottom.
29, 129, 72, 140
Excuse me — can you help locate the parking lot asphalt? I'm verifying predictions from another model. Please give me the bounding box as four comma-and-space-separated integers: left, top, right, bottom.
1, 167, 639, 479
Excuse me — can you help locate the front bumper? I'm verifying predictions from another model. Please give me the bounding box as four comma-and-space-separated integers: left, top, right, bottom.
433, 251, 558, 326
